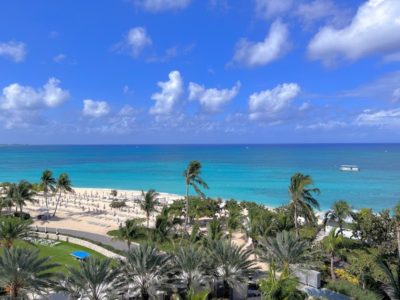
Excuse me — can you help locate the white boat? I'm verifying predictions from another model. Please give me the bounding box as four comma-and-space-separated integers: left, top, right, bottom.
340, 165, 359, 172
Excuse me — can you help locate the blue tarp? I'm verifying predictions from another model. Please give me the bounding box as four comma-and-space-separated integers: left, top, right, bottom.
70, 251, 91, 260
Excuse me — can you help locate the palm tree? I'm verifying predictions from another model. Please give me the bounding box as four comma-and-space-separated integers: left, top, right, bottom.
258, 230, 311, 269
324, 200, 351, 235
173, 245, 207, 294
0, 247, 60, 299
0, 217, 32, 248
60, 257, 123, 300
40, 169, 56, 219
258, 262, 306, 300
53, 173, 74, 217
122, 244, 170, 300
205, 218, 223, 245
114, 219, 144, 250
208, 240, 258, 299
394, 202, 400, 260
8, 180, 36, 213
321, 228, 343, 281
375, 258, 400, 300
183, 161, 209, 230
154, 207, 174, 243
141, 189, 159, 228
288, 173, 320, 237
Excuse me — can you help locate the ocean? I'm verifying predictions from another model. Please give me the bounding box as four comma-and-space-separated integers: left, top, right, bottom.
0, 144, 399, 211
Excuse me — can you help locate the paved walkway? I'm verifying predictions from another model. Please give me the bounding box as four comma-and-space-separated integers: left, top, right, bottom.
34, 226, 133, 252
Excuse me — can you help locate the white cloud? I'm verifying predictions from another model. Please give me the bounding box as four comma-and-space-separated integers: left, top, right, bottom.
254, 0, 293, 19
53, 53, 66, 63
308, 0, 400, 65
295, 0, 350, 29
135, 0, 191, 12
0, 78, 69, 110
83, 99, 110, 118
341, 71, 400, 102
149, 70, 183, 115
0, 41, 26, 63
393, 88, 400, 102
188, 81, 240, 112
300, 120, 347, 130
249, 83, 301, 120
231, 20, 290, 67
125, 27, 152, 57
355, 108, 400, 127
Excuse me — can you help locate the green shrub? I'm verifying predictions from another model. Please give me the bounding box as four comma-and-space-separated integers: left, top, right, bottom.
14, 211, 31, 220
299, 225, 318, 241
109, 200, 126, 208
325, 279, 379, 300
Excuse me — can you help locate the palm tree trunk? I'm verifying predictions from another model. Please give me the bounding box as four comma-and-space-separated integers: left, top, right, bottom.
53, 190, 62, 217
294, 203, 299, 237
44, 188, 49, 219
10, 284, 18, 299
185, 183, 189, 232
142, 292, 149, 300
147, 212, 150, 228
397, 224, 400, 259
330, 253, 336, 280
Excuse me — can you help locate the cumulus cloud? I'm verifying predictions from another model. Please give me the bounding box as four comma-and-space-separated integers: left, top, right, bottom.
254, 0, 293, 19
134, 0, 191, 12
231, 20, 290, 67
149, 70, 183, 115
83, 99, 110, 118
308, 0, 400, 65
0, 78, 69, 129
355, 108, 400, 127
0, 41, 27, 63
188, 81, 241, 112
115, 27, 152, 58
0, 78, 69, 110
248, 83, 301, 120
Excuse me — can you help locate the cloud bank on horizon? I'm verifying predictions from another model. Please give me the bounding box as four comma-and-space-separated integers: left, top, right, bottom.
0, 0, 400, 144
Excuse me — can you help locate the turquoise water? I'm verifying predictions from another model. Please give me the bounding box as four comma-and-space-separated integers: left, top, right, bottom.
0, 144, 399, 210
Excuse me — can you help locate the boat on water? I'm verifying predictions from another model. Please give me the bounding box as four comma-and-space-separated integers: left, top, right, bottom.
340, 165, 359, 172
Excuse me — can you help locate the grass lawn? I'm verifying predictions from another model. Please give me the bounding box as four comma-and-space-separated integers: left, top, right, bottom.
14, 240, 106, 273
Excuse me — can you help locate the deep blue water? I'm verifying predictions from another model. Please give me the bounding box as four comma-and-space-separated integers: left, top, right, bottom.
0, 144, 399, 210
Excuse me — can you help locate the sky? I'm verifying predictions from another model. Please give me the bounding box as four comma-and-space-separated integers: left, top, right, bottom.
0, 0, 400, 144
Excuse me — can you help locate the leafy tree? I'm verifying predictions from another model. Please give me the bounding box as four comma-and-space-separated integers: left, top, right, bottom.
53, 173, 74, 217
288, 173, 320, 237
352, 208, 394, 248
0, 217, 32, 248
208, 240, 258, 298
0, 247, 60, 299
122, 244, 170, 300
40, 169, 56, 218
324, 200, 351, 235
258, 230, 311, 269
321, 228, 343, 280
259, 262, 306, 300
183, 161, 209, 230
141, 189, 159, 228
61, 257, 122, 300
226, 208, 242, 239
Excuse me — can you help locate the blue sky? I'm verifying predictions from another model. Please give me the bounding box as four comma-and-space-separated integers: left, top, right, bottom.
0, 0, 400, 144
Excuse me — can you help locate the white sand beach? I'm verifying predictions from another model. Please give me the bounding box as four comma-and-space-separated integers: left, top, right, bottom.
24, 187, 184, 235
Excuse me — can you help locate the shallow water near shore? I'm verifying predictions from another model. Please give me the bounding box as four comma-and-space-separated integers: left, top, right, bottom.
0, 144, 399, 210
